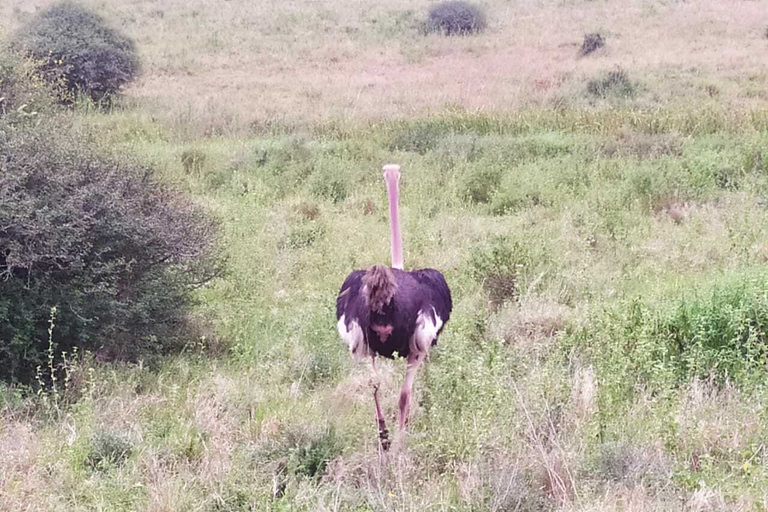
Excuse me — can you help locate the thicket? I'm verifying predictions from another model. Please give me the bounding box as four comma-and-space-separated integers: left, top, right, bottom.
570, 270, 768, 416
10, 1, 140, 103
0, 48, 221, 383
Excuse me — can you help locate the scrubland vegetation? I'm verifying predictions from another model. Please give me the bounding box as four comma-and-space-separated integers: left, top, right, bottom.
3, 0, 768, 510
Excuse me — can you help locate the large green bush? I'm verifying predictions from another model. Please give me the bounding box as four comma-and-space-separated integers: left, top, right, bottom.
0, 117, 222, 383
11, 1, 140, 102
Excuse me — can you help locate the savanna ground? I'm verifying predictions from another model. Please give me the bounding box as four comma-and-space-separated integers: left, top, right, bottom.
3, 0, 768, 510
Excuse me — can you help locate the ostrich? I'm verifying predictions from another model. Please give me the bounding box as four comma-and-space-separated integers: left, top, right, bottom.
336, 164, 452, 451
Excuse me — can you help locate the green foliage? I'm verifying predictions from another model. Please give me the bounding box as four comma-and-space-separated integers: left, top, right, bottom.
424, 1, 488, 35
0, 118, 222, 383
11, 1, 140, 102
387, 123, 442, 154
571, 270, 768, 414
181, 148, 208, 174
0, 44, 55, 122
586, 68, 637, 99
460, 165, 502, 204
85, 431, 133, 470
468, 236, 534, 306
256, 425, 342, 480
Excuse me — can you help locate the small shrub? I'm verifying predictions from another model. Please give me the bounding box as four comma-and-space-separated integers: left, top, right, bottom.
279, 224, 325, 250
180, 149, 207, 174
578, 33, 605, 57
255, 424, 342, 480
11, 1, 140, 102
424, 1, 487, 36
468, 236, 532, 307
310, 175, 348, 203
490, 187, 545, 215
461, 166, 503, 204
592, 442, 670, 487
586, 68, 636, 99
387, 123, 442, 154
85, 431, 132, 470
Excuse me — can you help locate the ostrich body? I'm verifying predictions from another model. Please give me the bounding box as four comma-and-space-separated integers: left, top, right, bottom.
336, 164, 452, 450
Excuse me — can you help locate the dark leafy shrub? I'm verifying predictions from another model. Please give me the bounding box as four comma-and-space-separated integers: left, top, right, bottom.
0, 118, 222, 383
0, 45, 54, 122
424, 1, 487, 35
11, 1, 140, 102
578, 33, 605, 57
586, 68, 636, 99
85, 431, 132, 470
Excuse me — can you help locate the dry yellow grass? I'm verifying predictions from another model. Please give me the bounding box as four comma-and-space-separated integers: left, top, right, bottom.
3, 0, 768, 128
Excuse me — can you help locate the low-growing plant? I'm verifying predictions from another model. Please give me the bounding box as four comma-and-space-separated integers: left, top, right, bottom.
0, 44, 54, 121
85, 430, 133, 470
11, 1, 140, 103
387, 123, 443, 154
461, 165, 503, 204
468, 236, 533, 307
578, 33, 605, 57
255, 424, 342, 480
424, 1, 488, 35
181, 148, 208, 174
569, 270, 768, 417
586, 68, 636, 99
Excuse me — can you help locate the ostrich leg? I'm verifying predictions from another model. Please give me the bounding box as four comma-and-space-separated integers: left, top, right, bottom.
371, 356, 390, 451
398, 352, 426, 431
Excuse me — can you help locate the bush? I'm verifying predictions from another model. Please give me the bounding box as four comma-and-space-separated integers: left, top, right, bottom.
586, 68, 636, 99
424, 1, 487, 36
0, 118, 222, 383
468, 236, 533, 307
11, 1, 140, 102
387, 123, 442, 154
461, 165, 502, 204
578, 33, 605, 57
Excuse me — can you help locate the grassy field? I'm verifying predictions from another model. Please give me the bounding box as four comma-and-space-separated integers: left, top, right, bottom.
4, 0, 768, 511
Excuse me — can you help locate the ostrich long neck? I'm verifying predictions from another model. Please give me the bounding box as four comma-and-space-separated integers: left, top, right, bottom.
384, 165, 403, 270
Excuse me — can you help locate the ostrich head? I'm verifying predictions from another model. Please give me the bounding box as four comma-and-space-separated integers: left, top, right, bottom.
383, 164, 403, 270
